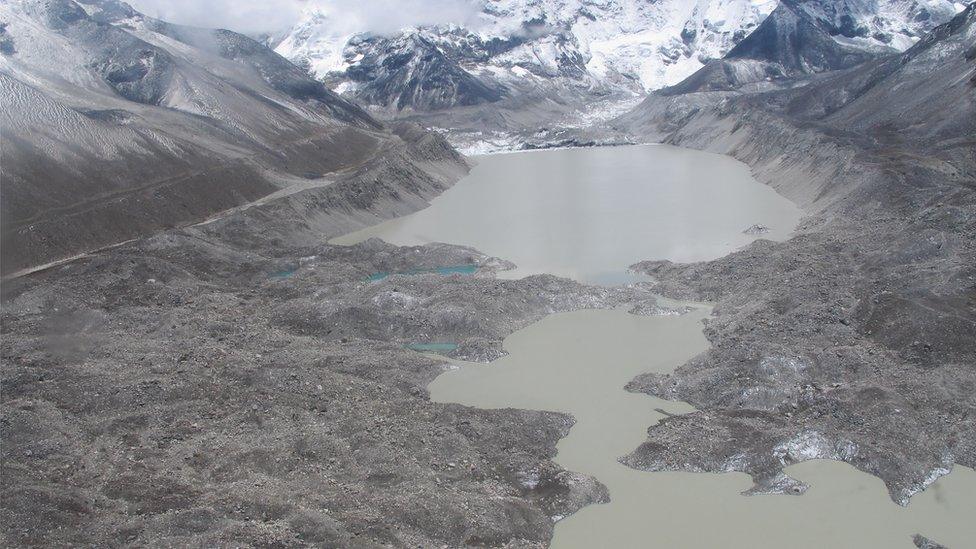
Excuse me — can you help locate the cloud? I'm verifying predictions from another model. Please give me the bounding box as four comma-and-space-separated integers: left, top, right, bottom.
318, 0, 485, 34
127, 0, 305, 34
127, 0, 485, 35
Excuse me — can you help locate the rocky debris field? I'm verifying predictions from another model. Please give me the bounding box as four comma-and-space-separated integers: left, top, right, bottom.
614, 52, 975, 507
0, 118, 674, 545
3, 4, 974, 546
625, 205, 975, 502
0, 224, 652, 546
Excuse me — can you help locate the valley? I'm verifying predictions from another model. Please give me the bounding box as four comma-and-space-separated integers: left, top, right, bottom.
2, 0, 975, 547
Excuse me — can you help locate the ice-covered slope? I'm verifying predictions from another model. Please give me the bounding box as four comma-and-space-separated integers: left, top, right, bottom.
794, 0, 966, 51
0, 0, 414, 275
276, 0, 780, 111
645, 0, 968, 96
275, 0, 965, 112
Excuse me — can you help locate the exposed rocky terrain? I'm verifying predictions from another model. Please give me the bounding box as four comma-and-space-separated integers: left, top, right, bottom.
617, 3, 976, 505
659, 0, 881, 95
0, 0, 380, 275
1, 50, 651, 543
1, 220, 635, 546
0, 1, 646, 546
2, 0, 975, 546
278, 0, 962, 108
916, 534, 951, 549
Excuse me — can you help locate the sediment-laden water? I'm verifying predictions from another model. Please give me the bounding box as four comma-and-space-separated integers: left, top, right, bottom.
430, 308, 976, 548
333, 145, 803, 285
334, 145, 975, 547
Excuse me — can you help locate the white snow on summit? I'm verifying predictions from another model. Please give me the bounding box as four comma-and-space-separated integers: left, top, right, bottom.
276, 0, 777, 93
275, 7, 355, 78
276, 0, 964, 103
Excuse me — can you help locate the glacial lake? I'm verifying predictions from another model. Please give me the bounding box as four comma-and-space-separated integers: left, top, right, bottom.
333, 145, 803, 285
431, 308, 976, 549
334, 145, 975, 547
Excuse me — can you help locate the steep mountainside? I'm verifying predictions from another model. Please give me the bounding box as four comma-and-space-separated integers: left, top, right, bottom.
777, 3, 976, 143
0, 0, 403, 275
275, 0, 965, 113
724, 0, 876, 71
660, 0, 967, 94
277, 0, 781, 111
617, 3, 976, 507
342, 32, 508, 111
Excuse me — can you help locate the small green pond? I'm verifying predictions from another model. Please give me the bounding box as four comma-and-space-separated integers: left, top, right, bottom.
405, 343, 458, 352
368, 264, 478, 282
269, 268, 297, 279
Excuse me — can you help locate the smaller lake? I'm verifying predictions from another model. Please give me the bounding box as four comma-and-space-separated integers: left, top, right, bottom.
430, 308, 976, 549
332, 145, 803, 285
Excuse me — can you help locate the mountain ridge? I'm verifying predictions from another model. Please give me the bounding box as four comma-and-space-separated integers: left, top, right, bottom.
0, 0, 445, 275
275, 0, 965, 113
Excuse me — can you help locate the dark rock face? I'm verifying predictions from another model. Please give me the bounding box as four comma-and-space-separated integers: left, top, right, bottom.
914, 533, 949, 549
663, 0, 881, 95
773, 3, 976, 142
656, 58, 769, 95
37, 0, 178, 105
275, 0, 772, 115
659, 0, 965, 96
328, 20, 595, 113
618, 4, 976, 504
276, 0, 960, 120
0, 22, 15, 55
797, 0, 961, 43
725, 0, 876, 74
36, 0, 88, 28
344, 32, 507, 112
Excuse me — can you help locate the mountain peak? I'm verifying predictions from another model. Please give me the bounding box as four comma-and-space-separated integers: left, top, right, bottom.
272, 0, 963, 113
275, 0, 781, 111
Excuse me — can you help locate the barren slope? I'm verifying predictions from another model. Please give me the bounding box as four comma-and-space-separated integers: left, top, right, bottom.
618, 4, 976, 504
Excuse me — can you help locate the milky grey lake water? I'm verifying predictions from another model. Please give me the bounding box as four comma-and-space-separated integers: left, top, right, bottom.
333, 144, 803, 284
430, 307, 976, 549
334, 144, 975, 548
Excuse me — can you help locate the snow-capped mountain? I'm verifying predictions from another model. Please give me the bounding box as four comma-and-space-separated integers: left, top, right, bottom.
276, 0, 780, 111
275, 0, 966, 112
660, 0, 969, 95
794, 0, 966, 51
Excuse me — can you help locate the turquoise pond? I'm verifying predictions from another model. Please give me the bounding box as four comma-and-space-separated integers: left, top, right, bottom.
269, 265, 478, 281
368, 264, 478, 282
269, 269, 297, 279
404, 343, 458, 352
